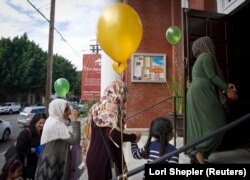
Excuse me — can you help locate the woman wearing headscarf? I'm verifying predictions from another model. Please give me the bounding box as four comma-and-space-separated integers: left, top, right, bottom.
186, 36, 236, 164
34, 99, 80, 180
82, 80, 141, 180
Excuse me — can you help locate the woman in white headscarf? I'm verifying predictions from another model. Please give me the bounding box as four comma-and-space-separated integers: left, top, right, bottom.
35, 99, 80, 180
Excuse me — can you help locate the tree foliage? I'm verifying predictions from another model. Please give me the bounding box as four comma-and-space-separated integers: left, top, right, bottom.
0, 33, 81, 101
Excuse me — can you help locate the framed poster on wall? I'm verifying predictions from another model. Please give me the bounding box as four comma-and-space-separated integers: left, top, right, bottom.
131, 53, 166, 83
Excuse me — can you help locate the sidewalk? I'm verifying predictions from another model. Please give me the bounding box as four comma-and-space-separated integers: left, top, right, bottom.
122, 132, 190, 180
0, 129, 190, 180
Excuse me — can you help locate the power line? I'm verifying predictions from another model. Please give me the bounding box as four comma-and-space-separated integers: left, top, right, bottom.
27, 0, 82, 59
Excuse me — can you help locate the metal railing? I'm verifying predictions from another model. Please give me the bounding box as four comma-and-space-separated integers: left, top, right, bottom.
113, 113, 250, 179
125, 96, 175, 120
126, 96, 179, 146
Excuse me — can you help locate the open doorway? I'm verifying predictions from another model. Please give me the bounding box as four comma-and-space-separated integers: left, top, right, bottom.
222, 1, 250, 149
229, 1, 250, 117
183, 1, 250, 150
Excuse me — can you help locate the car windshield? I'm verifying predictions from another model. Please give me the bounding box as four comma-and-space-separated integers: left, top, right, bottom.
22, 107, 33, 113
22, 107, 45, 113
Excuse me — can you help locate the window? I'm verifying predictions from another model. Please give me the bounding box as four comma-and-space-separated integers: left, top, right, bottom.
38, 108, 45, 113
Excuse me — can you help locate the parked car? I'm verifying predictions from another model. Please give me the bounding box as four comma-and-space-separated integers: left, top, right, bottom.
17, 106, 46, 126
0, 102, 21, 114
68, 102, 87, 115
0, 119, 12, 141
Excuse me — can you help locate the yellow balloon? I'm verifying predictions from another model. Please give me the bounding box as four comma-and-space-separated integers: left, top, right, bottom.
112, 61, 127, 74
97, 3, 143, 63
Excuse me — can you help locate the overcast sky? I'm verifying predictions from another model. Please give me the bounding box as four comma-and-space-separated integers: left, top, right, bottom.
0, 0, 117, 71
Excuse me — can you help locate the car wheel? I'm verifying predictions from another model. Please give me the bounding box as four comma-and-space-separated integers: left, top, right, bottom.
2, 129, 10, 141
9, 109, 13, 115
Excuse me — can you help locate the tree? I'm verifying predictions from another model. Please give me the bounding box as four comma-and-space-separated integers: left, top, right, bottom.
0, 33, 80, 102
52, 54, 79, 96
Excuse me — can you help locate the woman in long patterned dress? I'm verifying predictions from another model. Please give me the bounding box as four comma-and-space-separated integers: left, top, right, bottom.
82, 80, 141, 180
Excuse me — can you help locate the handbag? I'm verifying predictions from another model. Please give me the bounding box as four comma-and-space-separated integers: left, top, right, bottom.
4, 142, 18, 162
70, 145, 85, 180
227, 89, 238, 101
5, 128, 31, 162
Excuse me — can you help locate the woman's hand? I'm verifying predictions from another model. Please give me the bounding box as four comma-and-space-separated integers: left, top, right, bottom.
186, 80, 191, 88
133, 131, 141, 143
71, 109, 78, 122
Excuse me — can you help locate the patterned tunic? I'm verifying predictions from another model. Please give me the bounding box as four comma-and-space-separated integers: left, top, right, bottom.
34, 121, 80, 180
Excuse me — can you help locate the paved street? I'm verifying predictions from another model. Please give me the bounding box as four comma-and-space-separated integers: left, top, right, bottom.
0, 114, 23, 151
0, 114, 23, 170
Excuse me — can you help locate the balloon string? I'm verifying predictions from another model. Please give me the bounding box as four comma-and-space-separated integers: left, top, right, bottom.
120, 118, 125, 180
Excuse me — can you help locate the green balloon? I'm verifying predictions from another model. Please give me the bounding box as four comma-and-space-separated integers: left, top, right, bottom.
54, 78, 70, 98
166, 26, 182, 45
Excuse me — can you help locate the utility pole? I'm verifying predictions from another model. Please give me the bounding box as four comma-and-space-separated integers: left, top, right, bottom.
45, 0, 56, 114
90, 39, 101, 54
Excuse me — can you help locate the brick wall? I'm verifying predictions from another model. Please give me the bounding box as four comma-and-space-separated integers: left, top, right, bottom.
125, 0, 182, 128
189, 0, 217, 12
125, 0, 217, 128
204, 0, 217, 12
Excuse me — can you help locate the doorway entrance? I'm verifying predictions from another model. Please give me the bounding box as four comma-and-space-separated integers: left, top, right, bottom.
223, 1, 250, 149
183, 1, 250, 150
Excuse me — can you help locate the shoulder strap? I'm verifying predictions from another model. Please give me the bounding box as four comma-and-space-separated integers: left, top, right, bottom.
99, 127, 119, 178
98, 128, 115, 162
25, 128, 31, 139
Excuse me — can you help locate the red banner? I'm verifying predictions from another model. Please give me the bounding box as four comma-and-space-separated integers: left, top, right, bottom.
81, 54, 101, 100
